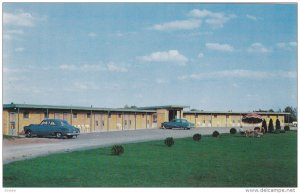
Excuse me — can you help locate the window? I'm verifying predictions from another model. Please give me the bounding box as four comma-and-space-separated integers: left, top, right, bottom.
195, 115, 198, 118
153, 114, 157, 123
233, 120, 235, 123
44, 112, 49, 119
23, 112, 29, 119
203, 120, 206, 123
63, 113, 68, 120
101, 120, 105, 126
214, 115, 217, 118
50, 121, 56, 126
118, 114, 121, 118
41, 120, 48, 125
129, 120, 132, 125
142, 114, 145, 118
54, 113, 61, 119
96, 121, 99, 126
124, 120, 127, 125
87, 113, 91, 119
226, 115, 229, 118
73, 113, 77, 119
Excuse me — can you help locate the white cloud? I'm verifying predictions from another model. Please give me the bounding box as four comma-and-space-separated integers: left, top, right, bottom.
15, 47, 25, 52
188, 9, 236, 29
3, 29, 24, 40
88, 32, 97, 38
246, 14, 257, 20
138, 50, 189, 65
289, 42, 297, 47
276, 42, 297, 50
3, 11, 41, 27
155, 78, 169, 84
197, 53, 204, 58
59, 63, 127, 72
248, 43, 271, 53
106, 62, 128, 72
206, 43, 234, 52
178, 70, 297, 81
150, 19, 201, 31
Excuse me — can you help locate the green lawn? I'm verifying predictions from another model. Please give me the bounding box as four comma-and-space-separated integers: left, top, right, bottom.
3, 131, 297, 187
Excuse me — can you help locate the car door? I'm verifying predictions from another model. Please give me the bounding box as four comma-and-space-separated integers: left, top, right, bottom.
36, 120, 49, 136
49, 121, 59, 136
172, 119, 180, 128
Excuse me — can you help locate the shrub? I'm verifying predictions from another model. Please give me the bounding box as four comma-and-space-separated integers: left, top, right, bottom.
262, 119, 267, 133
280, 130, 286, 133
284, 125, 290, 131
268, 119, 274, 133
274, 129, 280, 134
230, 128, 237, 134
254, 127, 260, 131
193, 133, 202, 141
212, 130, 220, 137
111, 145, 124, 156
164, 137, 174, 147
276, 119, 281, 130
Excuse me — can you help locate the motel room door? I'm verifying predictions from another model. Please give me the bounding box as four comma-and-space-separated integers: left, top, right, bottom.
95, 113, 105, 132
124, 114, 131, 130
9, 112, 16, 136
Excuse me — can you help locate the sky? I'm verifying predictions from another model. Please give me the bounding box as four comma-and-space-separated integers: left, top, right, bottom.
2, 3, 298, 111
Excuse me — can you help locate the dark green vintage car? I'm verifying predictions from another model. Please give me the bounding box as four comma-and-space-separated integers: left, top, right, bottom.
24, 119, 80, 139
161, 118, 195, 130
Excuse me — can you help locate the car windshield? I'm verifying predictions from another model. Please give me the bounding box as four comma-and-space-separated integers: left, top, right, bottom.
181, 119, 187, 123
40, 120, 48, 125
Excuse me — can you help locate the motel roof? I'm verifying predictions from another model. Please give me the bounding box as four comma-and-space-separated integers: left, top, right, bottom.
184, 110, 290, 115
3, 103, 289, 115
138, 105, 190, 110
3, 103, 156, 113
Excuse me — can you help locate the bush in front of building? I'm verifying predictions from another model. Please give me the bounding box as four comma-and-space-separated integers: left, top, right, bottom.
111, 145, 124, 156
212, 131, 220, 138
274, 129, 281, 134
164, 137, 174, 147
284, 125, 290, 131
230, 128, 237, 134
193, 133, 201, 141
268, 119, 274, 133
262, 119, 267, 133
276, 119, 281, 130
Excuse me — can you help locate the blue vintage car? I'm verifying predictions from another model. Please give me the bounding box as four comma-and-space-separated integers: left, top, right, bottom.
24, 119, 80, 139
162, 118, 195, 130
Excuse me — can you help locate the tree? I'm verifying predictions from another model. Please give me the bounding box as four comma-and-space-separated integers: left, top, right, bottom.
268, 119, 274, 133
275, 119, 281, 130
262, 119, 267, 133
284, 106, 297, 123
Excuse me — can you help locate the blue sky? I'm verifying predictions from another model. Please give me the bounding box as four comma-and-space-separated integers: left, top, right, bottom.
3, 3, 297, 111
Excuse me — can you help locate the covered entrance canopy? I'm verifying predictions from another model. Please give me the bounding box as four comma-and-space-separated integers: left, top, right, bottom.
138, 105, 189, 125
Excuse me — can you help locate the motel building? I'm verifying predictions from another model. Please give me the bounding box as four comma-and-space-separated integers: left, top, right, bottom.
2, 103, 289, 136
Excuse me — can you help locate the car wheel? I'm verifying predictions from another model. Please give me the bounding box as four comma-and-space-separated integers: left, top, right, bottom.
56, 132, 63, 139
67, 135, 73, 139
25, 130, 32, 138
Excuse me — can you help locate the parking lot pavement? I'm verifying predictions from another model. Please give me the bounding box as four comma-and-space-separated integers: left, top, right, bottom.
3, 126, 296, 164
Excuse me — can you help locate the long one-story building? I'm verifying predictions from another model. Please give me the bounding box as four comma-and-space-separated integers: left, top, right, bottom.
2, 103, 289, 136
